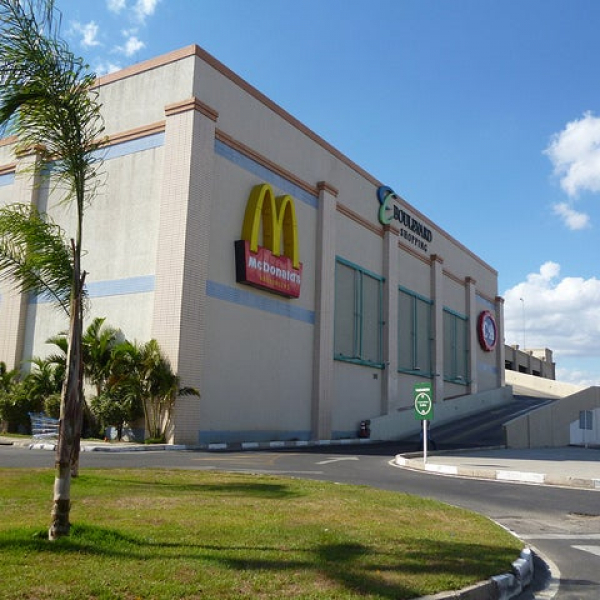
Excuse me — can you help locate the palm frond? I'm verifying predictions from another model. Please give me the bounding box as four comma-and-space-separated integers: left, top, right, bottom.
0, 203, 73, 314
178, 386, 201, 398
0, 0, 105, 203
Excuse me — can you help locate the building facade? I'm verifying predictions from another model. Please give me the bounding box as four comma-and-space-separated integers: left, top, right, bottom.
0, 45, 507, 444
505, 345, 556, 380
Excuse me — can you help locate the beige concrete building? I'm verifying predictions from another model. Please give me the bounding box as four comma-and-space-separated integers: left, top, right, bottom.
0, 45, 511, 445
505, 345, 556, 380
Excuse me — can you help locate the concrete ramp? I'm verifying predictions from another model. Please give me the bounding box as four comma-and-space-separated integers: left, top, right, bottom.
369, 386, 514, 441
505, 386, 600, 448
505, 370, 585, 399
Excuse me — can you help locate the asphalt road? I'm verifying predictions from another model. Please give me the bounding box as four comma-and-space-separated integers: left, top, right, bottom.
1, 395, 598, 599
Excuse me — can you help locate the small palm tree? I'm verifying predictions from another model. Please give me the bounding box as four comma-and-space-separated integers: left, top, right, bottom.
0, 361, 21, 431
25, 356, 63, 401
0, 0, 105, 539
82, 317, 121, 398
110, 339, 199, 442
47, 318, 121, 400
46, 318, 120, 441
0, 361, 19, 394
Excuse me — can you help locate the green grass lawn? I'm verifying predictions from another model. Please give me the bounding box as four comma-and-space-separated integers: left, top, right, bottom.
0, 468, 523, 600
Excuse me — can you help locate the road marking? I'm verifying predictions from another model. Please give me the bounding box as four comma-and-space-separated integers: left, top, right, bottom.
316, 457, 359, 465
572, 545, 600, 557
227, 469, 325, 475
191, 453, 301, 467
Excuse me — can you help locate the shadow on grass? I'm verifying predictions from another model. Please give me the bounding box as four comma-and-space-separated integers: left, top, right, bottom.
0, 524, 517, 599
88, 476, 302, 499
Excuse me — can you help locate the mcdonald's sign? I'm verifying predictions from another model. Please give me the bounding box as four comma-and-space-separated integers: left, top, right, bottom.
234, 183, 303, 298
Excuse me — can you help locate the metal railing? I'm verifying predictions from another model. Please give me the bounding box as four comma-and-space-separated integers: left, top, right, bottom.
29, 412, 59, 440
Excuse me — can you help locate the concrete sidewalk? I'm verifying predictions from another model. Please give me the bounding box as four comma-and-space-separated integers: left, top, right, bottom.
395, 446, 600, 489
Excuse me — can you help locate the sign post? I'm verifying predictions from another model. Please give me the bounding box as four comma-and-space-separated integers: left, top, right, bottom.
414, 382, 433, 463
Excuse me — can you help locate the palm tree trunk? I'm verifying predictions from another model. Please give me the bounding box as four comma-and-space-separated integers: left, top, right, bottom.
70, 396, 83, 477
49, 256, 84, 540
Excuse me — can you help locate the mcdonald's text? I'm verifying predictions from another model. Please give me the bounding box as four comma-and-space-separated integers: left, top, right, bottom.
235, 239, 302, 298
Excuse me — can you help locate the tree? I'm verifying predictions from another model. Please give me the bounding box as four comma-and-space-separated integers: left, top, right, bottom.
0, 361, 19, 394
90, 386, 143, 442
82, 317, 121, 398
110, 339, 199, 442
0, 358, 62, 433
0, 357, 62, 432
47, 318, 121, 438
0, 0, 104, 539
0, 361, 22, 431
25, 356, 64, 401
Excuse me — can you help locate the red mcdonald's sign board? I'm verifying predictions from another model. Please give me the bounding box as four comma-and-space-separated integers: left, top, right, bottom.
235, 183, 303, 298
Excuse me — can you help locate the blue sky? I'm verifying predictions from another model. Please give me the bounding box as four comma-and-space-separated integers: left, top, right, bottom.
56, 0, 600, 385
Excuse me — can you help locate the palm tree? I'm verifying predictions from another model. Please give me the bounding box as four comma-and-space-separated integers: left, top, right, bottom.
82, 317, 121, 398
0, 206, 72, 314
25, 356, 63, 401
110, 339, 199, 442
0, 361, 20, 430
139, 339, 200, 442
46, 318, 120, 448
0, 0, 104, 539
0, 361, 19, 394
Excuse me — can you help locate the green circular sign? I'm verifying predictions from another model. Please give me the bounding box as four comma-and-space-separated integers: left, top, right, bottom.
414, 392, 432, 417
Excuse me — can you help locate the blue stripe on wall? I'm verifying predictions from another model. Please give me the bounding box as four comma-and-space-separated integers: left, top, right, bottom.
215, 139, 318, 209
478, 363, 498, 375
206, 280, 315, 325
198, 430, 311, 444
476, 295, 496, 311
41, 132, 166, 177
31, 275, 155, 304
0, 172, 15, 187
102, 132, 165, 161
87, 275, 155, 297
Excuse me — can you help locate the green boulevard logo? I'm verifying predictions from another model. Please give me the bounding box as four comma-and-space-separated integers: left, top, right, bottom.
377, 186, 432, 252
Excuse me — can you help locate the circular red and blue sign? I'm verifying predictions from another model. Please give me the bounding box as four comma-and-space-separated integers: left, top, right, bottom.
477, 310, 497, 352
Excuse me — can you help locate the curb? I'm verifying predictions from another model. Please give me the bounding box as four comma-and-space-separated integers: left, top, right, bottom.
20, 437, 378, 453
394, 452, 600, 490
415, 548, 533, 600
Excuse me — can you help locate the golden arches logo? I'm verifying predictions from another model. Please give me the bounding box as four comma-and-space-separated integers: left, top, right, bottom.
241, 183, 300, 268
235, 183, 303, 298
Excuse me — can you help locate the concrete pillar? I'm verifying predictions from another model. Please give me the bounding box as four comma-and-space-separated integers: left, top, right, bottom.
311, 181, 337, 440
382, 224, 400, 414
0, 150, 42, 370
466, 277, 477, 394
496, 296, 506, 387
430, 254, 444, 402
151, 98, 218, 444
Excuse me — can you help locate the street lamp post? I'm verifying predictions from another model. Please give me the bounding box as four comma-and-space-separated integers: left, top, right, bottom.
519, 297, 525, 350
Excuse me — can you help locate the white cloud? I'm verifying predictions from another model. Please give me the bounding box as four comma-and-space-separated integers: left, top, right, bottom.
106, 0, 160, 23
118, 34, 145, 56
555, 366, 600, 387
503, 262, 600, 365
545, 111, 600, 197
94, 61, 123, 76
101, 0, 160, 61
134, 0, 160, 23
107, 0, 127, 13
72, 21, 101, 48
552, 202, 590, 230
